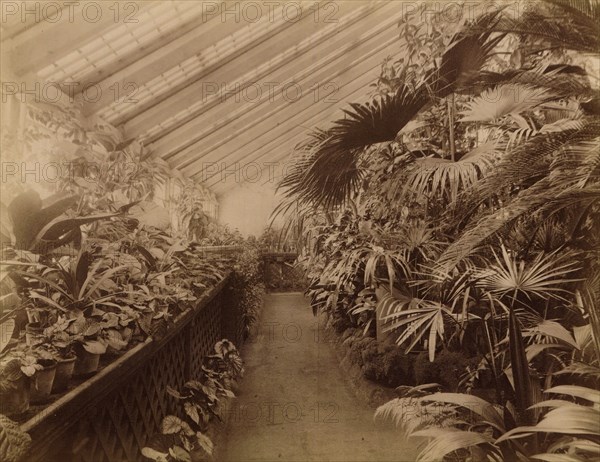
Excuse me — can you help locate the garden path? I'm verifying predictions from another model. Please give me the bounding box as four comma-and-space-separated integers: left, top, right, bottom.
217, 293, 419, 462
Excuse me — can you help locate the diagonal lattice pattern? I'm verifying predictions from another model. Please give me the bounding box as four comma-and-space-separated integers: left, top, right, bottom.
26, 280, 239, 462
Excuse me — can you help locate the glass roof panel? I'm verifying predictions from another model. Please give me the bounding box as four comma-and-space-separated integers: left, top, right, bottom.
97, 1, 317, 125
37, 1, 204, 83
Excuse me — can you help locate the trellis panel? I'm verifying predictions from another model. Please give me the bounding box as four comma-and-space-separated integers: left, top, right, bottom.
21, 274, 238, 462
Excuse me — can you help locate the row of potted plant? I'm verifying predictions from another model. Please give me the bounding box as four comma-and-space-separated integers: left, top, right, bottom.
0, 190, 241, 419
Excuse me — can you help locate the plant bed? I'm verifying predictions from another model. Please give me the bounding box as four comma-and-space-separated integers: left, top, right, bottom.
319, 317, 400, 408
18, 275, 235, 462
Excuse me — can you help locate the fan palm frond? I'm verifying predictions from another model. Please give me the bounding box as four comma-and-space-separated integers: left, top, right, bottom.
277, 11, 505, 209
333, 85, 429, 150
451, 118, 600, 228
426, 10, 506, 98
460, 84, 557, 123
403, 142, 499, 201
472, 66, 592, 103
475, 245, 581, 302
488, 0, 600, 54
439, 184, 600, 272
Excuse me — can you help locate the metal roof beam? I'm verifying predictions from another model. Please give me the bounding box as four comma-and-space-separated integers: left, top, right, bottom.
186, 42, 396, 184
95, 1, 326, 124
80, 1, 244, 115
120, 1, 378, 139
148, 1, 399, 160
3, 2, 155, 76
165, 14, 401, 175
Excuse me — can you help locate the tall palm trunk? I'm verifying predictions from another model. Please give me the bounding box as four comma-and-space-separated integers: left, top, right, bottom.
447, 94, 456, 161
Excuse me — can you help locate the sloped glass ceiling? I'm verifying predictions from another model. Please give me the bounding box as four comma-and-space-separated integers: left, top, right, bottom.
2, 0, 401, 199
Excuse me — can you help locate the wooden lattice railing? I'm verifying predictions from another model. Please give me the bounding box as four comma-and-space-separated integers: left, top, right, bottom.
20, 274, 242, 462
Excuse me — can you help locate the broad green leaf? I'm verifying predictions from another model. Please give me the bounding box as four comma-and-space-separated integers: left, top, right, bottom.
195, 432, 214, 455
161, 415, 184, 435
141, 447, 169, 462
166, 385, 182, 399
184, 402, 200, 425
83, 340, 107, 355
169, 446, 191, 462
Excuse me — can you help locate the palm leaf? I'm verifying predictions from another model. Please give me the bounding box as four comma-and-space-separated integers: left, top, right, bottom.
411, 428, 498, 462
476, 246, 581, 301
403, 142, 498, 201
524, 320, 579, 349
438, 150, 600, 271
450, 119, 600, 228
277, 11, 505, 209
508, 307, 534, 421
420, 392, 505, 430
497, 404, 600, 441
374, 397, 456, 435
544, 385, 600, 404
461, 84, 556, 122
486, 0, 600, 54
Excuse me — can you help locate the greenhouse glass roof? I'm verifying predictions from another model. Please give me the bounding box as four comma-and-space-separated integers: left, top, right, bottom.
1, 0, 400, 195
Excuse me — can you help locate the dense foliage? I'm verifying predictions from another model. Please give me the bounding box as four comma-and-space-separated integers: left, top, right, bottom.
142, 339, 244, 462
0, 132, 261, 462
279, 1, 600, 460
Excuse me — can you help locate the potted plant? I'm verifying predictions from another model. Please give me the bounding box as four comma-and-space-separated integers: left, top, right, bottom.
23, 306, 54, 347
24, 322, 43, 346
0, 345, 42, 415
0, 359, 31, 417
98, 312, 131, 357
0, 413, 32, 462
68, 317, 107, 377
28, 346, 57, 404
43, 317, 77, 393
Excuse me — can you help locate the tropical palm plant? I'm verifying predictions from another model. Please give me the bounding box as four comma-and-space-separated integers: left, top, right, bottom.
377, 376, 600, 462
275, 10, 506, 212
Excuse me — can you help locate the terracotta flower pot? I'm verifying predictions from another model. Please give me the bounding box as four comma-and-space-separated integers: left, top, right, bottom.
0, 375, 30, 417
30, 359, 57, 404
52, 356, 76, 393
25, 322, 44, 346
73, 349, 101, 377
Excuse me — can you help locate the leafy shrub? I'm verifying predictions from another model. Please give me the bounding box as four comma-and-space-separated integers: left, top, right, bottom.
362, 343, 415, 387
343, 331, 415, 387
347, 336, 376, 367
229, 243, 265, 338
330, 311, 354, 334
414, 350, 477, 392
142, 340, 243, 462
